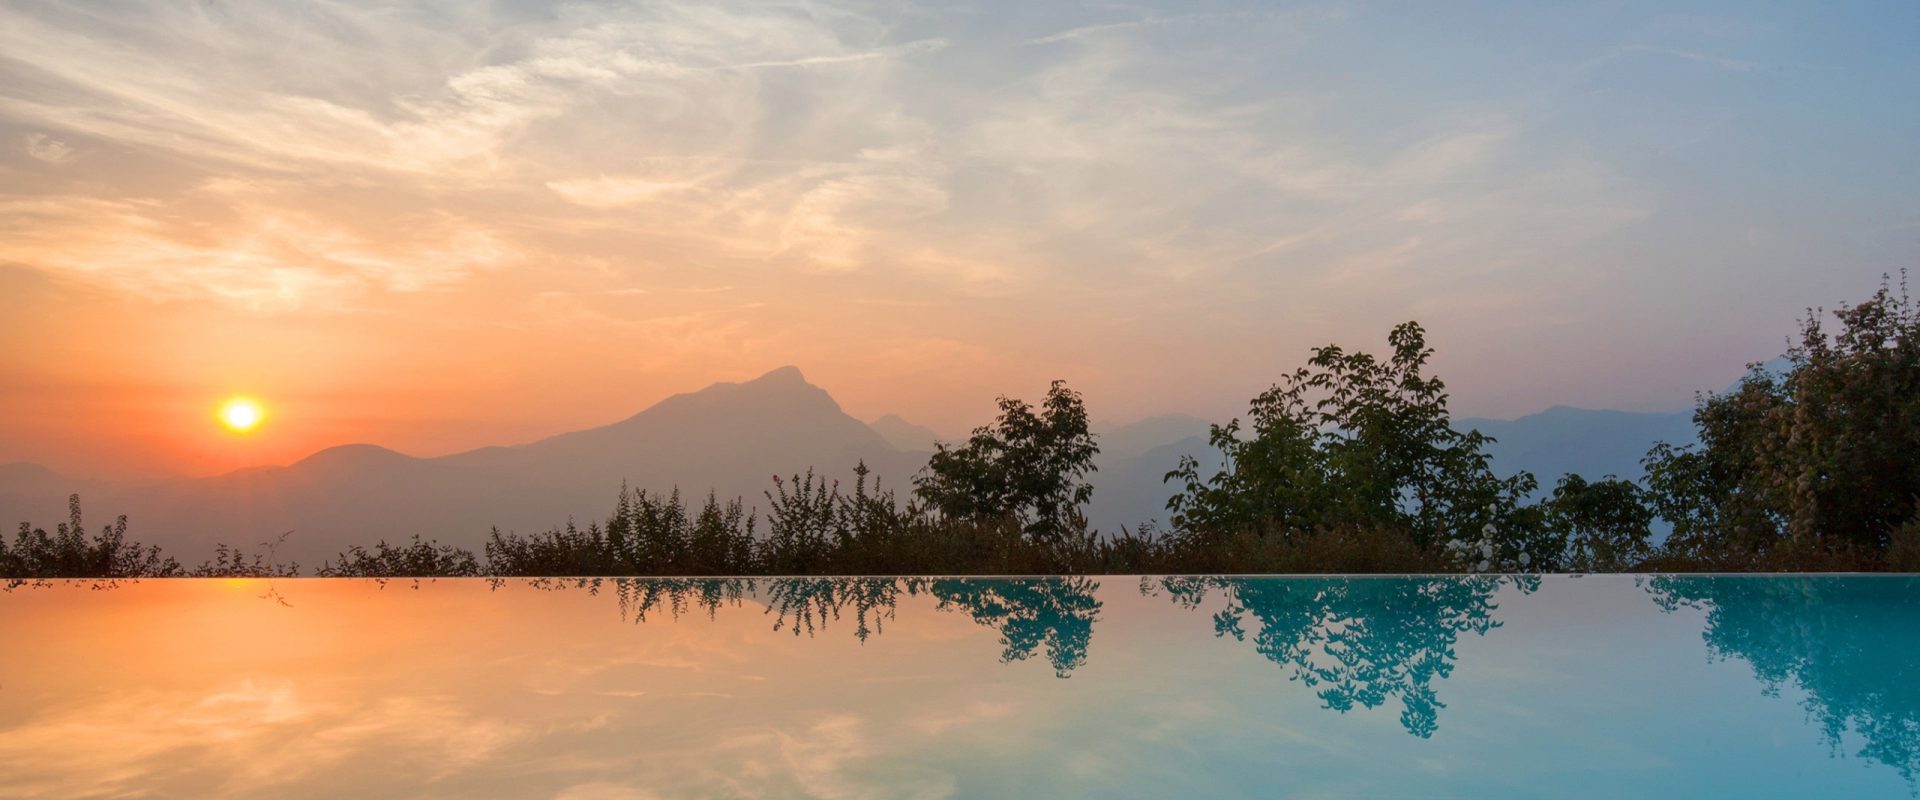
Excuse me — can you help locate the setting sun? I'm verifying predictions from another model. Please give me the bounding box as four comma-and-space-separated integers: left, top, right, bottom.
218, 398, 265, 433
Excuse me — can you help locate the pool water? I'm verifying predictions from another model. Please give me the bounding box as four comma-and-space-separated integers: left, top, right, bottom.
2, 575, 1915, 798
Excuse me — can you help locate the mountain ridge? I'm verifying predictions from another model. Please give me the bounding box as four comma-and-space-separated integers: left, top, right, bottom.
0, 368, 1712, 563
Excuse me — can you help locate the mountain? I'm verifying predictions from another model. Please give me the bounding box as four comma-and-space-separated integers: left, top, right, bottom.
1079, 414, 1217, 532
0, 367, 920, 567
1095, 414, 1212, 461
1087, 435, 1217, 533
1457, 406, 1698, 490
868, 414, 942, 453
1084, 405, 1704, 532
0, 366, 1724, 563
0, 462, 84, 498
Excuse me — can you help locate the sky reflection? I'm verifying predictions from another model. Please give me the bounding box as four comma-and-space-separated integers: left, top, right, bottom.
2, 575, 1915, 798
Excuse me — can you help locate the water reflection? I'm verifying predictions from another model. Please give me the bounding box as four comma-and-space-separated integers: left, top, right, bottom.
504, 577, 1102, 678
1147, 575, 1533, 737
919, 578, 1101, 678
4, 575, 1919, 797
1647, 576, 1920, 784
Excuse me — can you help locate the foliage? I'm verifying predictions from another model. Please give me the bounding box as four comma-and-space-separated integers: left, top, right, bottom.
188, 532, 300, 578
1166, 322, 1536, 551
1542, 474, 1655, 572
914, 380, 1099, 542
317, 534, 481, 579
0, 495, 180, 583
11, 282, 1920, 578
1646, 275, 1920, 560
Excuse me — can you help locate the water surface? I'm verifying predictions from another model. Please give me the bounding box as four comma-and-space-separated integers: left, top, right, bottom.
2, 575, 1915, 798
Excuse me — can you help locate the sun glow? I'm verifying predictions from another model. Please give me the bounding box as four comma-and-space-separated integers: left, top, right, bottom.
218, 397, 266, 433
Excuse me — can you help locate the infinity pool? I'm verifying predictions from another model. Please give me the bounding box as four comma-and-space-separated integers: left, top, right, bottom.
2, 575, 1914, 798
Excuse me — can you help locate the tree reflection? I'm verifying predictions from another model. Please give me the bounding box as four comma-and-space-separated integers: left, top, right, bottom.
1647, 576, 1920, 785
1149, 575, 1531, 737
913, 578, 1102, 678
765, 577, 906, 642
482, 576, 1103, 678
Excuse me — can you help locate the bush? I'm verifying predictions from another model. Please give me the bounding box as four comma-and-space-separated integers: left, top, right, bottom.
317, 535, 480, 579
1, 495, 180, 583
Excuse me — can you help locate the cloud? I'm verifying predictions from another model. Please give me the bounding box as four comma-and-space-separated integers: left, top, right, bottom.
23, 133, 72, 164
0, 194, 512, 309
1021, 15, 1213, 46
0, 680, 526, 798
1619, 45, 1768, 73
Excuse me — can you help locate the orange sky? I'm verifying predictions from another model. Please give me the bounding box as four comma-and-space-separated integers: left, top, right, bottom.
1, 1, 1910, 479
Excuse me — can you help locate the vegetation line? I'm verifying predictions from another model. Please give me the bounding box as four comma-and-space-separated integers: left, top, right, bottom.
7, 276, 1918, 579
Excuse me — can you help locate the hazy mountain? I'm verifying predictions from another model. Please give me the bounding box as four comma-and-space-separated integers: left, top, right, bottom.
868, 414, 941, 453
1087, 435, 1217, 533
0, 366, 1724, 564
0, 462, 85, 498
1086, 405, 1704, 531
1458, 406, 1698, 490
0, 367, 919, 567
1095, 414, 1211, 462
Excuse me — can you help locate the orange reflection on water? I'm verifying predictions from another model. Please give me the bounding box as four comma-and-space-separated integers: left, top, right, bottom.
0, 579, 1119, 799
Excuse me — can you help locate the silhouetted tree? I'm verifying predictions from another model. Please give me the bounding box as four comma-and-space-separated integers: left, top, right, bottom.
1646, 275, 1920, 560
318, 534, 480, 579
1167, 322, 1535, 552
915, 381, 1099, 542
1, 495, 180, 582
1542, 474, 1655, 571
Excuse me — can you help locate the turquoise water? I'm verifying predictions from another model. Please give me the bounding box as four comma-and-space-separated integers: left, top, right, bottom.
1, 575, 1915, 798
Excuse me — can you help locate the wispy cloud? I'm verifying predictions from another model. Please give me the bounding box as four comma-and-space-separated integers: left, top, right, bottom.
23, 133, 72, 163
3, 0, 1895, 434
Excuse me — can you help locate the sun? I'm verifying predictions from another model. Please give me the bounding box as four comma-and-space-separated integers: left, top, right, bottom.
218, 397, 266, 433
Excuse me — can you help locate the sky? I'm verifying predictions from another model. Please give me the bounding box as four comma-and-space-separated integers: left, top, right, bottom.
0, 0, 1915, 479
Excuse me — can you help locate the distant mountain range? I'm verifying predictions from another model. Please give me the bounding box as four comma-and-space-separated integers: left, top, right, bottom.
1, 367, 915, 566
1459, 406, 1697, 489
0, 366, 1709, 564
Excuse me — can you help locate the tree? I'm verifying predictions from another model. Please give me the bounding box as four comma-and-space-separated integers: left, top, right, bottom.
1542, 474, 1654, 571
1645, 274, 1920, 558
1166, 322, 1535, 551
914, 381, 1099, 541
3, 495, 180, 580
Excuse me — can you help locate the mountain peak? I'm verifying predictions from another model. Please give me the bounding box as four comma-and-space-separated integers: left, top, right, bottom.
751, 365, 807, 385
294, 444, 415, 470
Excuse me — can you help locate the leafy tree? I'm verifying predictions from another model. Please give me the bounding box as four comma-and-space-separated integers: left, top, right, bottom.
1542, 474, 1655, 571
1645, 275, 1920, 558
1167, 322, 1535, 550
914, 381, 1099, 541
